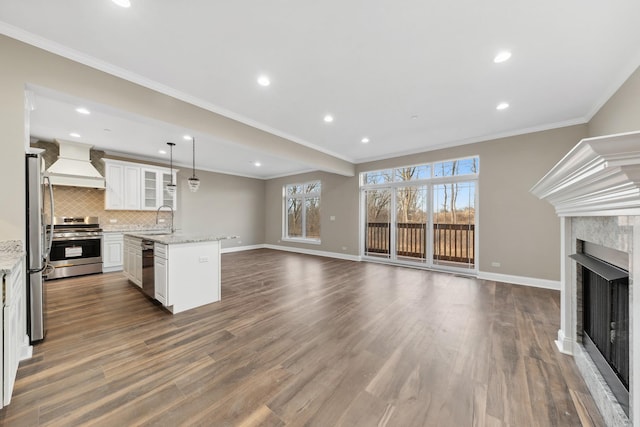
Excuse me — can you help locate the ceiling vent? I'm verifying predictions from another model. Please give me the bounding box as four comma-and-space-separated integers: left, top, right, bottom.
46, 140, 105, 188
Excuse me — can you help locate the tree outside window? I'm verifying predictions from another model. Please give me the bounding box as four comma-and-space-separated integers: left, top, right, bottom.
285, 181, 321, 241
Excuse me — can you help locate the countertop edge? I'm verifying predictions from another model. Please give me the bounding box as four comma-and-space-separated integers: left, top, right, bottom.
0, 240, 25, 275
124, 233, 238, 245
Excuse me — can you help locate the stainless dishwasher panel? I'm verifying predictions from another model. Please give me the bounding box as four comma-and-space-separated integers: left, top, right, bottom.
141, 240, 155, 298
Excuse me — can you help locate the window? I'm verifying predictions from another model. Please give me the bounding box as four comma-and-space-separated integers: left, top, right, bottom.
284, 180, 321, 242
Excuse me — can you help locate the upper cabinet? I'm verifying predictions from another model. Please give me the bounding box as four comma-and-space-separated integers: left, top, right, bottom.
141, 168, 176, 211
104, 159, 177, 211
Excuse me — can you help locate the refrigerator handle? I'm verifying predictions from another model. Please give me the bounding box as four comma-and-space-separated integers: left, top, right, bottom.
44, 175, 54, 260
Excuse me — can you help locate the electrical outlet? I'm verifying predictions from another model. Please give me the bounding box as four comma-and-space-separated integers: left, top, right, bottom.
158, 219, 165, 223
109, 219, 117, 223
330, 216, 336, 221
342, 246, 347, 251
491, 261, 501, 267
199, 256, 209, 263
237, 240, 242, 244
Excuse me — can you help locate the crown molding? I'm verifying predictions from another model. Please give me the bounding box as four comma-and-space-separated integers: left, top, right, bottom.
531, 130, 640, 217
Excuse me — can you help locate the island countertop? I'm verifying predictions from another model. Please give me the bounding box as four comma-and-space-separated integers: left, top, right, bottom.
124, 232, 238, 245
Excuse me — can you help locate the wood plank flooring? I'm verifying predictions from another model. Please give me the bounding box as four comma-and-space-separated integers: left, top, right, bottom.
0, 249, 604, 426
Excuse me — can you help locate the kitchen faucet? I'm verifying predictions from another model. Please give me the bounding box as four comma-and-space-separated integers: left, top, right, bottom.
156, 204, 175, 233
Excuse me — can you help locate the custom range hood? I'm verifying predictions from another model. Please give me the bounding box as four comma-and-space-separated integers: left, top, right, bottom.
46, 140, 105, 188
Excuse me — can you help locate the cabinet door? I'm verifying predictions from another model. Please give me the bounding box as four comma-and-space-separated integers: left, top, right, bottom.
142, 169, 158, 210
3, 265, 23, 406
154, 256, 168, 305
123, 166, 141, 210
104, 163, 124, 210
103, 234, 124, 270
122, 240, 130, 277
134, 251, 142, 287
161, 172, 177, 210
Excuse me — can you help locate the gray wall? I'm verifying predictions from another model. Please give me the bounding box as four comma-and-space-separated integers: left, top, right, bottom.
265, 125, 586, 281
265, 171, 360, 255
176, 170, 265, 249
588, 65, 640, 137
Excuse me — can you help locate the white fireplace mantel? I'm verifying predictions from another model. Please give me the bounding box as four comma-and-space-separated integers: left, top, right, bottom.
531, 130, 640, 217
532, 130, 640, 427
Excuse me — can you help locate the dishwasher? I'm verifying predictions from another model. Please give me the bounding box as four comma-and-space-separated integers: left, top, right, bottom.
141, 240, 155, 298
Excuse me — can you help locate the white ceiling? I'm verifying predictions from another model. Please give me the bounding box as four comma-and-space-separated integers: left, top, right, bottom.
3, 0, 640, 178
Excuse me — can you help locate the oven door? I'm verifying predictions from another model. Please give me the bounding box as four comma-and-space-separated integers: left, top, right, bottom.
47, 236, 103, 279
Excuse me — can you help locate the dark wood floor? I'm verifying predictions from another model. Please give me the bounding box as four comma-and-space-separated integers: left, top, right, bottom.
0, 249, 604, 426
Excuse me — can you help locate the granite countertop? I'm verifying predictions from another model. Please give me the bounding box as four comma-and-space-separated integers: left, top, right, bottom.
102, 224, 172, 233
0, 240, 25, 275
124, 232, 238, 245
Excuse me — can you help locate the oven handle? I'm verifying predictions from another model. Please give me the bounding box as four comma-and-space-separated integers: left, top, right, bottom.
52, 236, 103, 242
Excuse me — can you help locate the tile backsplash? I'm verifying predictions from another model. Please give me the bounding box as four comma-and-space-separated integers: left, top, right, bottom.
47, 186, 159, 226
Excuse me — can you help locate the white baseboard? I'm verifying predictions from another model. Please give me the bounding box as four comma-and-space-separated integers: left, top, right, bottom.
477, 271, 560, 291
102, 266, 123, 273
264, 244, 362, 262
221, 244, 266, 254
555, 329, 574, 355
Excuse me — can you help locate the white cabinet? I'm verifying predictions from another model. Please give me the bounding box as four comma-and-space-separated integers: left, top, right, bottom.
142, 168, 177, 211
123, 235, 142, 287
3, 259, 25, 406
154, 243, 168, 305
103, 233, 124, 272
104, 160, 141, 210
104, 159, 176, 211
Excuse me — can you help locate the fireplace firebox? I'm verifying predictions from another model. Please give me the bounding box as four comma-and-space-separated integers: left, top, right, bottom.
571, 252, 630, 416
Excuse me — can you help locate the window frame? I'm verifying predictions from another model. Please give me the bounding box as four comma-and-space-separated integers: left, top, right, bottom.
282, 180, 322, 244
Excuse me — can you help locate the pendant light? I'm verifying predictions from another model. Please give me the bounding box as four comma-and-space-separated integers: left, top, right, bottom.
166, 142, 177, 195
187, 137, 200, 192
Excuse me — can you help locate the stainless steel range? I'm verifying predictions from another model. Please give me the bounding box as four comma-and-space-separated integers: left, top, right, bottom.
46, 216, 103, 280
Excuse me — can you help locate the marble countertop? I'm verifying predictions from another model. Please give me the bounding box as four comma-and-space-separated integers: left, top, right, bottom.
124, 232, 238, 245
0, 240, 25, 275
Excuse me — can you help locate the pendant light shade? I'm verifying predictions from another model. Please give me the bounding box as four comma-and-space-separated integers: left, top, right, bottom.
187, 136, 200, 192
166, 142, 177, 195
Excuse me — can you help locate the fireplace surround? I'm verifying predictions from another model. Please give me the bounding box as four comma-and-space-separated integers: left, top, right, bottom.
532, 130, 640, 427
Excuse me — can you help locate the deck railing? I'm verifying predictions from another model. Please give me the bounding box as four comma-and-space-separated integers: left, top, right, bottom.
366, 222, 475, 264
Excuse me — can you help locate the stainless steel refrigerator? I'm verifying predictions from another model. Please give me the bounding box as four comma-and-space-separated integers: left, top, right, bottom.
25, 152, 54, 343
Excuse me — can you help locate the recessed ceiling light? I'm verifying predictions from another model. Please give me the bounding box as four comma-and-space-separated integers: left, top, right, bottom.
111, 0, 131, 8
158, 149, 167, 155
496, 102, 510, 110
69, 132, 81, 138
411, 115, 419, 120
75, 107, 91, 115
361, 137, 370, 144
257, 75, 271, 87
323, 114, 334, 123
183, 134, 192, 140
494, 51, 512, 63
254, 161, 261, 167
103, 128, 112, 132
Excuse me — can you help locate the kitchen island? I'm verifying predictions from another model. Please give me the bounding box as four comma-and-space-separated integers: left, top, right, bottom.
122, 232, 236, 314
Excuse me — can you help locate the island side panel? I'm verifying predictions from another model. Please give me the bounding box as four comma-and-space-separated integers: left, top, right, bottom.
167, 240, 221, 313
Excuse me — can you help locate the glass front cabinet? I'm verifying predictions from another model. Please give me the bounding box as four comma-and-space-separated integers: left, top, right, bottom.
142, 168, 177, 211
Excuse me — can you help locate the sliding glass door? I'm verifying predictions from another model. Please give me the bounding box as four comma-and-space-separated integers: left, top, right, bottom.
361, 157, 478, 272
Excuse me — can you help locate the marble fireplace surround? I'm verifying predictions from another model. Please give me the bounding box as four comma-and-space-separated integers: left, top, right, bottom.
532, 131, 640, 427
